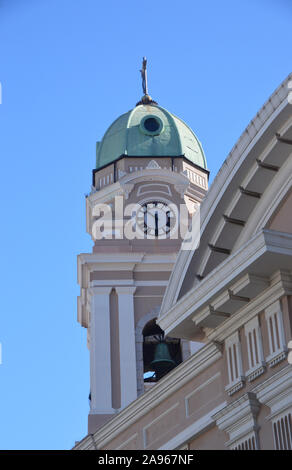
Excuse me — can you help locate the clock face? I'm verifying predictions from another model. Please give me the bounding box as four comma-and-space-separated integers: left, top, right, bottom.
136, 201, 174, 238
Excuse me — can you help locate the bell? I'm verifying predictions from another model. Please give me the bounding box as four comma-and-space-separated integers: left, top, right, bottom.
151, 341, 176, 380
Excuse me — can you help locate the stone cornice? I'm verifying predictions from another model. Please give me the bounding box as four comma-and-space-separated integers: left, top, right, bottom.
88, 286, 113, 297
77, 251, 177, 327
207, 271, 292, 343
252, 365, 292, 418
118, 167, 190, 188
77, 252, 177, 285
213, 392, 261, 448
213, 392, 260, 429
158, 229, 292, 339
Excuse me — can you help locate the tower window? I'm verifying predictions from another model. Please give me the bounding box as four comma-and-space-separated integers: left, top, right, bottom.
144, 117, 160, 133
140, 115, 163, 136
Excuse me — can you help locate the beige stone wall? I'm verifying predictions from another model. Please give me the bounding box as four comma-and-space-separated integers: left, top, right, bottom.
189, 426, 227, 450
268, 189, 292, 233
98, 354, 226, 450
134, 295, 163, 326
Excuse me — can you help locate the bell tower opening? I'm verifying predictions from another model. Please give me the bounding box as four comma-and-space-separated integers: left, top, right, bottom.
142, 319, 182, 384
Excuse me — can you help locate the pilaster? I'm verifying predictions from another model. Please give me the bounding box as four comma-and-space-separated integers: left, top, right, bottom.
116, 286, 138, 408
88, 286, 114, 414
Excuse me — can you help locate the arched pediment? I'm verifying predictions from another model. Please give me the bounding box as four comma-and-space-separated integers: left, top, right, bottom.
159, 73, 292, 338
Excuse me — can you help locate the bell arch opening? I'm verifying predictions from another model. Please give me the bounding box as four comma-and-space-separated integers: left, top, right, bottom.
142, 318, 182, 385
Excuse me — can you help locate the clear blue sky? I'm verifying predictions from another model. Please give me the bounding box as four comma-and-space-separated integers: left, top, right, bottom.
0, 0, 291, 450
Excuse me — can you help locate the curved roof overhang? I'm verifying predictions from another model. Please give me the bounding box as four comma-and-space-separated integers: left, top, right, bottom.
158, 73, 292, 340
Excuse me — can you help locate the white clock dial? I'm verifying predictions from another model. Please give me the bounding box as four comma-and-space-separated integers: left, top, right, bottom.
137, 201, 173, 238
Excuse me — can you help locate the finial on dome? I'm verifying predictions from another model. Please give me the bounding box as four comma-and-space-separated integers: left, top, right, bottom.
136, 57, 158, 106
141, 56, 148, 95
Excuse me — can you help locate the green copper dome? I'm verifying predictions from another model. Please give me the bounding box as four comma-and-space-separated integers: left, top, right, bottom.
95, 104, 207, 170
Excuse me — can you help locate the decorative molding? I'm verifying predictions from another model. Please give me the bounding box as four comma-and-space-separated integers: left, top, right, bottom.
115, 286, 136, 295
208, 244, 231, 255
146, 160, 161, 169
78, 252, 176, 285
244, 315, 266, 382
119, 169, 127, 177
271, 409, 292, 450
118, 167, 190, 189
264, 299, 288, 368
86, 181, 124, 207
77, 251, 176, 328
225, 331, 245, 396
90, 280, 169, 287
207, 270, 292, 343
223, 214, 245, 226
276, 132, 292, 145
225, 379, 245, 396
239, 186, 261, 198
246, 365, 266, 383
88, 286, 113, 297
253, 365, 292, 419
120, 182, 134, 199
137, 183, 172, 197
256, 159, 279, 172
267, 350, 287, 368
213, 392, 261, 449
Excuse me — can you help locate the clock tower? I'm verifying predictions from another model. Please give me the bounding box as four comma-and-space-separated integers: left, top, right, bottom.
77, 63, 209, 434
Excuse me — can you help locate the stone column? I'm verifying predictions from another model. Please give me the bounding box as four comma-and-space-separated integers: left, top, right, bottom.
89, 287, 113, 414
116, 286, 137, 409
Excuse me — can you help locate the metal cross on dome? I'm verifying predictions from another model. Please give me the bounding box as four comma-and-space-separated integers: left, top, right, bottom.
140, 56, 148, 96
